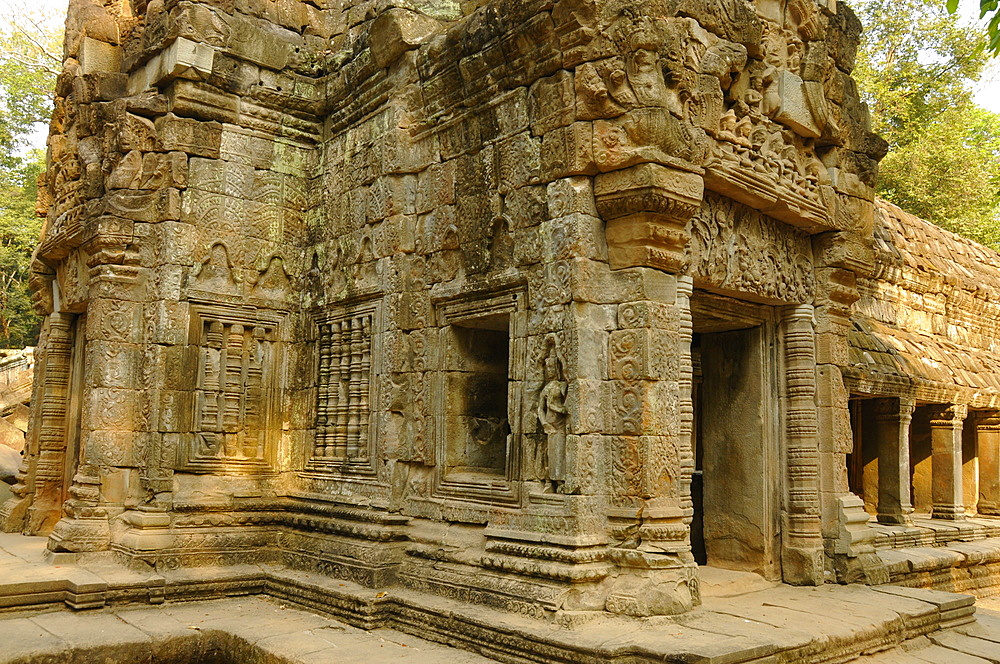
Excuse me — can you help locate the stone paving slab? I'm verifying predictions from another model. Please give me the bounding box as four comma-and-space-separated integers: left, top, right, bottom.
0, 597, 496, 664
906, 643, 992, 663
928, 632, 1000, 662
0, 533, 995, 663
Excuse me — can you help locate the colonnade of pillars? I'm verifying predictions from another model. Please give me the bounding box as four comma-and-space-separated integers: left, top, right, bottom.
854, 397, 1000, 525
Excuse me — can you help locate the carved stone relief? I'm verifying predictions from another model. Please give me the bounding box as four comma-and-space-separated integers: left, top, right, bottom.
176, 303, 284, 473
307, 299, 381, 477
686, 193, 814, 302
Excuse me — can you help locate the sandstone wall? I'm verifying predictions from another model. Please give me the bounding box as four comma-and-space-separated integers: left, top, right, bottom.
3, 0, 888, 616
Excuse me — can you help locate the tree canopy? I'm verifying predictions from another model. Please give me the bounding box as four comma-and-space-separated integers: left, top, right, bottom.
0, 9, 61, 347
852, 0, 1000, 249
949, 0, 1000, 55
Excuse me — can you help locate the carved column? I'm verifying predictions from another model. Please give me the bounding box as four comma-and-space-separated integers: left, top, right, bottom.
929, 404, 968, 520
781, 305, 823, 584
975, 411, 1000, 515
874, 397, 915, 525
676, 277, 695, 548
0, 314, 74, 534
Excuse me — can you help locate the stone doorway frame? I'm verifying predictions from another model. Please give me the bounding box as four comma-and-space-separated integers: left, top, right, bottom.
690, 291, 782, 580
687, 290, 824, 586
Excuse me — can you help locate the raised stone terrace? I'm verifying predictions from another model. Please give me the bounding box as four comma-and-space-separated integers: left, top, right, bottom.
0, 533, 999, 663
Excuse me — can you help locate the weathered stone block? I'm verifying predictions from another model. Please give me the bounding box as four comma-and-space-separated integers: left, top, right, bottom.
540, 213, 607, 262
540, 122, 597, 181
80, 36, 121, 75
370, 8, 440, 69
529, 69, 575, 136
155, 114, 222, 158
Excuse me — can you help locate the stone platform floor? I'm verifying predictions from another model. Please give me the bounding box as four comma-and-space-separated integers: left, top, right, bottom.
0, 534, 998, 663
1, 595, 496, 663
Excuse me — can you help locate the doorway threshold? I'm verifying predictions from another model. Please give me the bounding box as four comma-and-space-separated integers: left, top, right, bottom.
697, 565, 778, 598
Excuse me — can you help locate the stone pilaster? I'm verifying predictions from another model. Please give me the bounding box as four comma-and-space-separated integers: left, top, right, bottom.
781, 305, 824, 585
48, 234, 147, 552
976, 411, 1000, 515
676, 277, 695, 551
874, 397, 915, 526
0, 314, 73, 534
929, 404, 968, 521
603, 271, 698, 616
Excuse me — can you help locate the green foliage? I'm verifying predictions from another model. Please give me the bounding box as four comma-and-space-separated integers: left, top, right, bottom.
947, 0, 1000, 55
0, 10, 62, 347
0, 12, 61, 170
877, 105, 1000, 246
0, 152, 44, 347
852, 0, 1000, 249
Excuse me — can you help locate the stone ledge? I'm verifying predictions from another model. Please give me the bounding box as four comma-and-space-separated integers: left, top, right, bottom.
876, 533, 1000, 597
0, 534, 983, 664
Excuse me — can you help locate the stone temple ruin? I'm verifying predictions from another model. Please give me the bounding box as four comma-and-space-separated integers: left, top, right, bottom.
5, 0, 1000, 659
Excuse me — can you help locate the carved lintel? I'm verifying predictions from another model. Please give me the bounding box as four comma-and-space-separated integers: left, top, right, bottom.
972, 410, 1000, 429
873, 396, 915, 423
595, 163, 703, 273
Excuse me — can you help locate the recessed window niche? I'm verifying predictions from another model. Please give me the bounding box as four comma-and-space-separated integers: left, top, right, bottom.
432, 288, 524, 504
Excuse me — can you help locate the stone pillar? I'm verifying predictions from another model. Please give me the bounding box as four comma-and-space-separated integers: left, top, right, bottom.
780, 305, 824, 584
975, 411, 1000, 515
874, 397, 915, 525
676, 276, 696, 553
929, 404, 968, 520
0, 313, 74, 535
812, 231, 884, 584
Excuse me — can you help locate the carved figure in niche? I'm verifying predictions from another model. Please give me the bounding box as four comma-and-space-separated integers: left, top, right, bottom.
429, 224, 463, 282
328, 245, 347, 295
304, 250, 323, 307
486, 215, 514, 270
251, 255, 292, 301
537, 335, 568, 491
351, 235, 376, 286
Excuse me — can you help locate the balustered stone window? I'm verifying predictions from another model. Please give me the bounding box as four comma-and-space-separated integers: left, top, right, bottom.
177, 303, 284, 473
308, 300, 380, 476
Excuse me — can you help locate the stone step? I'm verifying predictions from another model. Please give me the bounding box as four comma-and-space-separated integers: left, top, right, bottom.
0, 532, 989, 664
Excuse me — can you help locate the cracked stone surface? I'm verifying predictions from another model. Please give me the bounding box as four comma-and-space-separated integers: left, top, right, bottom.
0, 534, 995, 663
